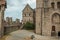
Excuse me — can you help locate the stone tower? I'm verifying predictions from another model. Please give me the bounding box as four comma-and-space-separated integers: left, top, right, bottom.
0, 0, 6, 37
36, 0, 60, 36
36, 0, 44, 35
6, 17, 12, 25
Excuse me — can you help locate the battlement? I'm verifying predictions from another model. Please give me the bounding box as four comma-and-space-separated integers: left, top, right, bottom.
4, 17, 21, 27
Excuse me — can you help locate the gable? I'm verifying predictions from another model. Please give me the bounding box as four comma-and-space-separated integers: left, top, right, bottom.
22, 4, 33, 13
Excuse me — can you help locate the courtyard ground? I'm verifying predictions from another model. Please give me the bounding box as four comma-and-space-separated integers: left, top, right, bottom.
0, 35, 9, 40
5, 30, 60, 40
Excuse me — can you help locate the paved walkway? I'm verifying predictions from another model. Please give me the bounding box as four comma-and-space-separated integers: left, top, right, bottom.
6, 30, 60, 40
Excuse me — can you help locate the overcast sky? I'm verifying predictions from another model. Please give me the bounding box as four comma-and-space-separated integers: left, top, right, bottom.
4, 0, 36, 21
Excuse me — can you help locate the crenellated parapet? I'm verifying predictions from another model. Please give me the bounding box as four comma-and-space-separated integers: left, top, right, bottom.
4, 17, 21, 27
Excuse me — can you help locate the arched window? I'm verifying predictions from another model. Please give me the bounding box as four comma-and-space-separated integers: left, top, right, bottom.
51, 2, 55, 8
57, 2, 60, 9
52, 13, 60, 24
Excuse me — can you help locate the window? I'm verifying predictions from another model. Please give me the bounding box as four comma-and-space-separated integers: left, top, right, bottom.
23, 14, 26, 17
26, 13, 30, 16
27, 13, 29, 16
24, 14, 26, 16
51, 2, 55, 8
44, 0, 48, 7
57, 2, 60, 9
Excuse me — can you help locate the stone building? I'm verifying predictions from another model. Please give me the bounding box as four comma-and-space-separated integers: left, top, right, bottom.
0, 0, 6, 37
22, 0, 60, 36
36, 0, 60, 36
6, 17, 12, 25
22, 4, 35, 24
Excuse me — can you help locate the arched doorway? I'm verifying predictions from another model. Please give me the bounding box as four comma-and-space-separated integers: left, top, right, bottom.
51, 13, 60, 36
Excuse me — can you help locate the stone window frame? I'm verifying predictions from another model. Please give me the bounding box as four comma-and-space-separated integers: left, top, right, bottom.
26, 13, 30, 17
44, 0, 49, 13
23, 13, 26, 17
57, 2, 60, 9
51, 2, 55, 9
44, 0, 48, 7
28, 13, 30, 16
25, 13, 31, 17
23, 13, 31, 17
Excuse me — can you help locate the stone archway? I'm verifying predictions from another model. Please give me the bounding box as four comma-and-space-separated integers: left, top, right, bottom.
51, 13, 60, 36
52, 13, 60, 24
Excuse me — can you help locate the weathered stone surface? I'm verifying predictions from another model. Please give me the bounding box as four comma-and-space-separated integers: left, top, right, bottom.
22, 4, 35, 24
36, 0, 60, 36
0, 0, 6, 37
